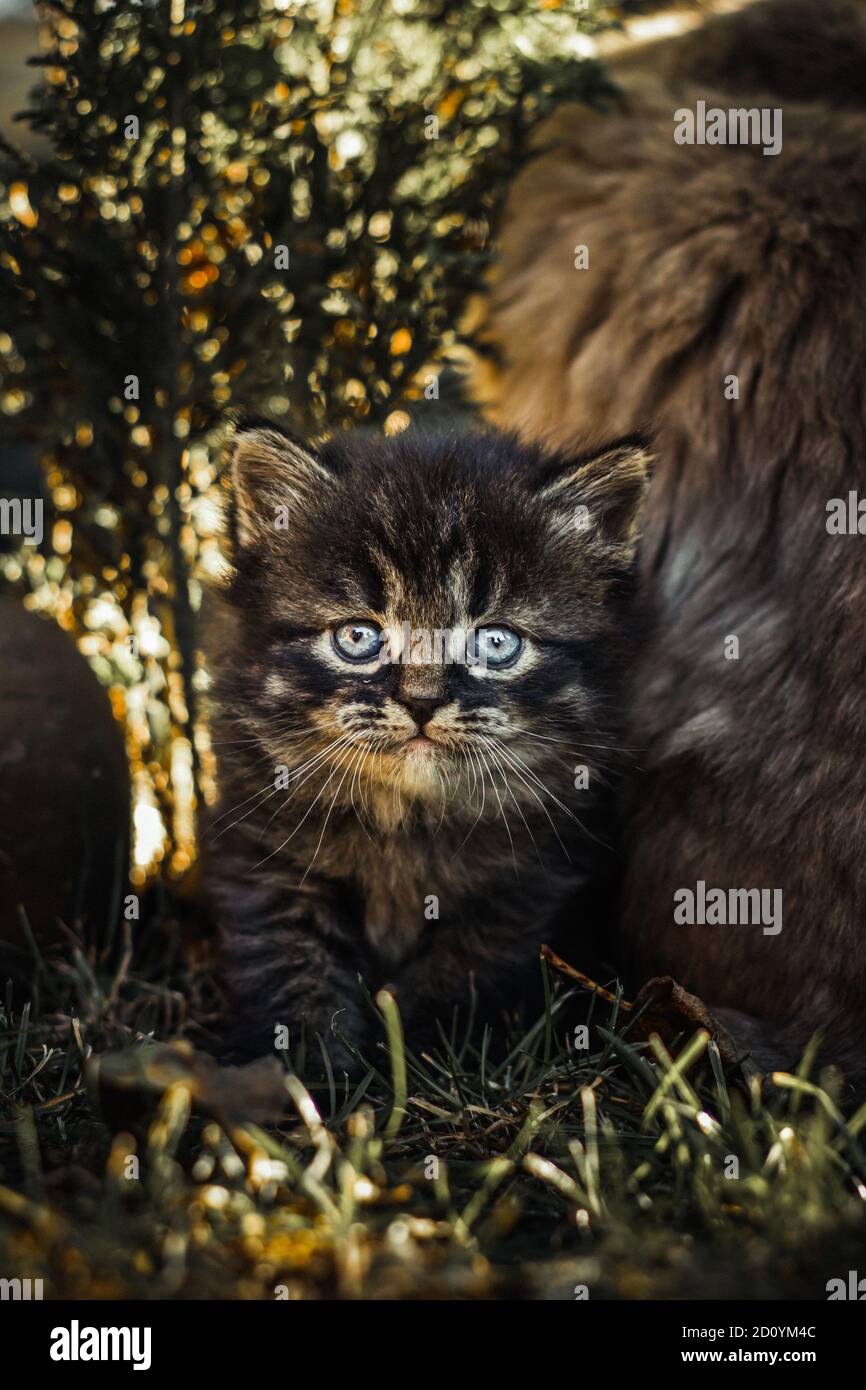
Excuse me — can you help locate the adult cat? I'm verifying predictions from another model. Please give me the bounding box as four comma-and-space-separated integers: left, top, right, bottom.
206, 419, 648, 1063
470, 0, 866, 1084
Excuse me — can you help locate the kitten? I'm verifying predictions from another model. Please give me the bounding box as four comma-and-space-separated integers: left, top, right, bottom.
205, 418, 648, 1064
469, 0, 866, 1085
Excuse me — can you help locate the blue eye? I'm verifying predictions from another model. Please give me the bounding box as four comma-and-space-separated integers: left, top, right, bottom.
333, 620, 383, 663
476, 625, 522, 669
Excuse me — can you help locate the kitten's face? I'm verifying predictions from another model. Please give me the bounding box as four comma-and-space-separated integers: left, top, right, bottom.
222, 421, 648, 829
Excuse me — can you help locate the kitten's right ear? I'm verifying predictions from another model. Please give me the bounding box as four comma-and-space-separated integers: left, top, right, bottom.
229, 414, 332, 549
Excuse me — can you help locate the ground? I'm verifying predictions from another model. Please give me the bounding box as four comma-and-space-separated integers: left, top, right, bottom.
1, 898, 865, 1301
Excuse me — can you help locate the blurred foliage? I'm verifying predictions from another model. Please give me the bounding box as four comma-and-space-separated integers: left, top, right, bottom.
0, 0, 616, 875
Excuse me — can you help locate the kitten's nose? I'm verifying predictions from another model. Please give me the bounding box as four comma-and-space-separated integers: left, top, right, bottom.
401, 694, 446, 729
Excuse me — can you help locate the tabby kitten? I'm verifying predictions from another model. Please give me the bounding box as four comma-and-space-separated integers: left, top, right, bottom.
206, 418, 648, 1064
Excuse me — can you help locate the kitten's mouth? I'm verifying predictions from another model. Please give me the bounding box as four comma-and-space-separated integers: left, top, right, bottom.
404, 734, 435, 753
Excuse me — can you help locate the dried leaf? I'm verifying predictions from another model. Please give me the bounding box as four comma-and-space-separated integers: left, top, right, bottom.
632, 976, 741, 1070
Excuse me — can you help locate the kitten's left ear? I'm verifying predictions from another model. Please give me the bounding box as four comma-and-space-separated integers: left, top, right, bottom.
538, 435, 653, 559
229, 413, 333, 549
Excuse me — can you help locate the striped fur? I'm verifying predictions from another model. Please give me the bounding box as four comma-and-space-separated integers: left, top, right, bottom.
205, 422, 648, 1064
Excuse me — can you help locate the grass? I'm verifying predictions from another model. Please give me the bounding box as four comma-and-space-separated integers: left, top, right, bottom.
2, 899, 866, 1300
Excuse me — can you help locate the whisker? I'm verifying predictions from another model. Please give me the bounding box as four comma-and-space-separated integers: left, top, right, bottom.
252, 735, 362, 870
489, 736, 584, 831
453, 745, 487, 856
299, 745, 361, 886
209, 782, 280, 840
259, 734, 357, 836
477, 742, 518, 876
481, 736, 572, 863
208, 733, 329, 833
348, 741, 375, 843
489, 747, 544, 869
495, 734, 609, 850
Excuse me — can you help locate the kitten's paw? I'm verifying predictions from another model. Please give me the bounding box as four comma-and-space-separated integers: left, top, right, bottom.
213, 1008, 370, 1080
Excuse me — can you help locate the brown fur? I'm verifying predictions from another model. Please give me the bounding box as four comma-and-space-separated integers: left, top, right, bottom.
205, 420, 649, 1065
470, 0, 866, 1083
